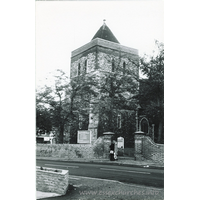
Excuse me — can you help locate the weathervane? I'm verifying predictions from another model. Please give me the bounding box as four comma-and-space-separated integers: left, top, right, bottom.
103, 19, 106, 24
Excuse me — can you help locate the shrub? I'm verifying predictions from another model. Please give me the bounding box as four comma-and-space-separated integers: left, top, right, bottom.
93, 142, 105, 158
75, 149, 83, 158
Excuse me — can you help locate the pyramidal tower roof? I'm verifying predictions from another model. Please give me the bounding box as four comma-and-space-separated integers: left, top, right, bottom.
91, 20, 120, 44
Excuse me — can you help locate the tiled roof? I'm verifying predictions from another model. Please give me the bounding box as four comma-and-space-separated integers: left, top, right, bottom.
92, 22, 120, 44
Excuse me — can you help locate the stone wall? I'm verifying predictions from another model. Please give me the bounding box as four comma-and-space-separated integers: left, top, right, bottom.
36, 144, 94, 159
36, 166, 69, 195
71, 51, 96, 77
142, 136, 164, 163
36, 135, 112, 159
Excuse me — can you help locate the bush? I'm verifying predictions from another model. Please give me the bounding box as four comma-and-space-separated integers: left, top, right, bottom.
93, 142, 105, 158
75, 149, 83, 158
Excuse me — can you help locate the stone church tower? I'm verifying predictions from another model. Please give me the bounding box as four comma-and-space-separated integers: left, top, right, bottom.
70, 21, 138, 78
70, 21, 139, 144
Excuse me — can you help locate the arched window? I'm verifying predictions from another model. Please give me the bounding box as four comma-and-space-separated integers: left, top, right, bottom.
112, 59, 115, 72
78, 63, 81, 76
123, 62, 126, 75
84, 59, 87, 73
139, 117, 149, 134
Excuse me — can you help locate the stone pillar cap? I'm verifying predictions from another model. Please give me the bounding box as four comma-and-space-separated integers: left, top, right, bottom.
134, 131, 145, 134
103, 132, 115, 135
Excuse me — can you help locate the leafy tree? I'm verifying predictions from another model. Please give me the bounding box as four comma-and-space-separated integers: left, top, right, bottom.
95, 54, 139, 139
36, 104, 52, 135
139, 41, 164, 143
36, 70, 71, 143
68, 71, 99, 143
36, 68, 99, 144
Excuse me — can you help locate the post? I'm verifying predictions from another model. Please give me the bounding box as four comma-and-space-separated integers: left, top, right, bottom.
136, 108, 139, 131
152, 124, 155, 142
135, 104, 141, 132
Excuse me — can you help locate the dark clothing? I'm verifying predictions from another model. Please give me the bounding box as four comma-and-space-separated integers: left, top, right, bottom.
109, 143, 115, 161
110, 143, 114, 150
110, 153, 114, 161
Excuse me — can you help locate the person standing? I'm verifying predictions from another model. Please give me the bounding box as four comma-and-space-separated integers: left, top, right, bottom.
109, 142, 115, 161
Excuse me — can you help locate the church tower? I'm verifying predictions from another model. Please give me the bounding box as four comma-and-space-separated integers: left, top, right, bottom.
70, 21, 139, 143
70, 20, 138, 78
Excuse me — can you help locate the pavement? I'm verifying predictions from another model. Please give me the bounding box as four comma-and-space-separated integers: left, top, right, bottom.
37, 175, 164, 200
36, 156, 164, 199
37, 191, 61, 199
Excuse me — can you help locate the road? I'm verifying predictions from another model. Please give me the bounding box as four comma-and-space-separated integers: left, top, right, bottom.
36, 159, 164, 188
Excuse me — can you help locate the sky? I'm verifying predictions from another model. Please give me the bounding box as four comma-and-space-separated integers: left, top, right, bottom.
36, 0, 164, 88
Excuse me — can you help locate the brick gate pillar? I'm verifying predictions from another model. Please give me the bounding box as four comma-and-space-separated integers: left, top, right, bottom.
134, 131, 145, 161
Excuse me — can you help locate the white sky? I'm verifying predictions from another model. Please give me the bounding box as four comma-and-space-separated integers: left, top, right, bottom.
36, 0, 164, 88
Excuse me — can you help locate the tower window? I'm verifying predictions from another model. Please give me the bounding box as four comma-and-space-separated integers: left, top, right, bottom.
112, 59, 115, 72
123, 62, 126, 75
84, 59, 87, 74
78, 63, 81, 76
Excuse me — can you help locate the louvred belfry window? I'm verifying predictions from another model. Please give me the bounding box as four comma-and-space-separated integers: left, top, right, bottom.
84, 59, 87, 73
78, 63, 81, 76
123, 62, 126, 75
112, 59, 115, 72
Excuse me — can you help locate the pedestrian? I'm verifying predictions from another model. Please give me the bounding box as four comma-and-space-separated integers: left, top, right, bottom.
109, 142, 115, 161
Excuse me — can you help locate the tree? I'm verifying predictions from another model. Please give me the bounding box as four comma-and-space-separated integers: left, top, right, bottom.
95, 53, 139, 142
36, 70, 71, 143
36, 103, 52, 135
139, 41, 164, 143
68, 71, 99, 143
36, 68, 100, 143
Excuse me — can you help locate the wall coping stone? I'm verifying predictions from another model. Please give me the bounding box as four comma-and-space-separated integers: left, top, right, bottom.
36, 166, 68, 175
134, 131, 145, 134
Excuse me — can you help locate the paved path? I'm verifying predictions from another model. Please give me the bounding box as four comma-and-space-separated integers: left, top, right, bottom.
37, 175, 164, 200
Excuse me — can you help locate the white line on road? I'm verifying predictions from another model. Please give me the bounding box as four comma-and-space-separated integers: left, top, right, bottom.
69, 176, 81, 180
70, 175, 122, 183
45, 164, 79, 168
100, 168, 151, 174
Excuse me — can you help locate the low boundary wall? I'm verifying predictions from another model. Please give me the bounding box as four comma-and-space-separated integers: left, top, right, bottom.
36, 144, 94, 159
142, 136, 164, 162
36, 136, 110, 159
